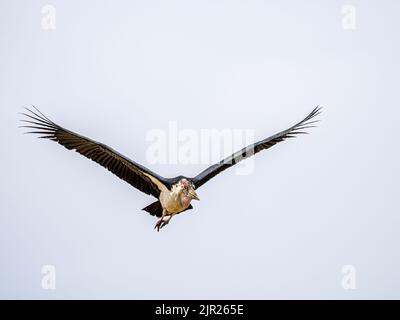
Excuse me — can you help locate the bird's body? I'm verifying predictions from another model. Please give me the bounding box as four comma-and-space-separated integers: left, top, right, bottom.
154, 180, 197, 229
21, 106, 321, 231
160, 185, 189, 214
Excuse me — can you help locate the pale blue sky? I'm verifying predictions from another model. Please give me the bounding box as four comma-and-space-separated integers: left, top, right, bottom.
0, 0, 399, 299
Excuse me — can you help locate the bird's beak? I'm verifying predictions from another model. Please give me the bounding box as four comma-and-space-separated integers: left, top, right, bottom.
189, 189, 200, 201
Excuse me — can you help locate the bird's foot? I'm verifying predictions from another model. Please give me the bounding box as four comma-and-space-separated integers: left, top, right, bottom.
154, 216, 171, 232
154, 219, 162, 232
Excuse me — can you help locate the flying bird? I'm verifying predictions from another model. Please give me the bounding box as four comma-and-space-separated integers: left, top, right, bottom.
21, 106, 321, 231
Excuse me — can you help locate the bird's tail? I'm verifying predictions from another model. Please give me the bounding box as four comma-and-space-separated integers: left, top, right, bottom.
142, 201, 194, 217
142, 201, 163, 217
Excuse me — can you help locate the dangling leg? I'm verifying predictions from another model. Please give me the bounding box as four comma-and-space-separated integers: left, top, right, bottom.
159, 215, 172, 230
154, 211, 165, 231
154, 210, 172, 231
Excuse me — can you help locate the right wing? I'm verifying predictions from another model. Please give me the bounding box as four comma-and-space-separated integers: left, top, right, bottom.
21, 107, 171, 198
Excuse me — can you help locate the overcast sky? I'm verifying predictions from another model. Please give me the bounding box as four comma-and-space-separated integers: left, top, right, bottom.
1, 0, 399, 299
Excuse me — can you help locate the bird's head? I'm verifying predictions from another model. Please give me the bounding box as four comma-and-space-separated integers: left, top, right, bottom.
176, 178, 200, 201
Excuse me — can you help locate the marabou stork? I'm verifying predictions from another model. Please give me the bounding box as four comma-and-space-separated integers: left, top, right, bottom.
21, 106, 321, 231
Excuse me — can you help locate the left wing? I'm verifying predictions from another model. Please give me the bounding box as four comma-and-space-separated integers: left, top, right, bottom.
191, 106, 321, 189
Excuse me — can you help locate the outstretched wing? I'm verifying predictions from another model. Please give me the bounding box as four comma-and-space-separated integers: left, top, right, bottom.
21, 107, 171, 198
191, 106, 321, 188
